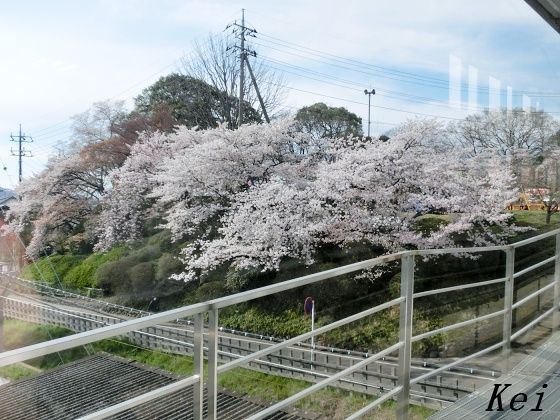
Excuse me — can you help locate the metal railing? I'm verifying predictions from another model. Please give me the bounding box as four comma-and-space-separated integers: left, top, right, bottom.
1, 228, 559, 420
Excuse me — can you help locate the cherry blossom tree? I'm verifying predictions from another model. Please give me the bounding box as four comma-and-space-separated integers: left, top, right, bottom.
109, 118, 516, 283
5, 153, 100, 257
10, 116, 519, 279
94, 129, 193, 250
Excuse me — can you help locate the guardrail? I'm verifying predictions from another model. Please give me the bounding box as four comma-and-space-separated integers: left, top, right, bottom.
1, 228, 559, 420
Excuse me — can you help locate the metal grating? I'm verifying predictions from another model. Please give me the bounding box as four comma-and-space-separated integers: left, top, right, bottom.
429, 331, 560, 419
0, 353, 314, 420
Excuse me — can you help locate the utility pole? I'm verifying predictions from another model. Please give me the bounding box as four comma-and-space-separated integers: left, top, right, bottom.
238, 8, 246, 128
364, 89, 376, 138
226, 9, 270, 127
10, 124, 33, 183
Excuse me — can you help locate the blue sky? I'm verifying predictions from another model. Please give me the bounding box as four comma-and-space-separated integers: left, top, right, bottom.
1, 0, 559, 187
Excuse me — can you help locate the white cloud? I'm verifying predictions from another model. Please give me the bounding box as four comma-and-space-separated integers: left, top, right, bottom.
1, 0, 559, 188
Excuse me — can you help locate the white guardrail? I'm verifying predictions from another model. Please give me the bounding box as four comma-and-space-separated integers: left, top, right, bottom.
1, 229, 560, 420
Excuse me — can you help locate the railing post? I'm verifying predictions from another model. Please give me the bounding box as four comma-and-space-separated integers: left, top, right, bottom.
0, 298, 4, 353
397, 253, 414, 420
502, 246, 515, 373
553, 233, 560, 330
192, 313, 204, 420
207, 308, 219, 420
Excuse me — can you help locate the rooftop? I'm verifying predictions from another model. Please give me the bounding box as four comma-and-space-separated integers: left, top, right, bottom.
0, 188, 17, 207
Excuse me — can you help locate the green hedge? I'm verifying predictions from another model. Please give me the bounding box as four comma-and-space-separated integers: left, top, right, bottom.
21, 255, 86, 286
220, 308, 310, 338
63, 246, 127, 289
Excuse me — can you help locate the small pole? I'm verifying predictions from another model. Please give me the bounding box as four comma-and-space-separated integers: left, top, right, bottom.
311, 299, 315, 367
237, 9, 246, 128
364, 89, 376, 138
397, 253, 414, 420
207, 308, 219, 420
192, 313, 203, 420
553, 233, 560, 329
502, 247, 515, 373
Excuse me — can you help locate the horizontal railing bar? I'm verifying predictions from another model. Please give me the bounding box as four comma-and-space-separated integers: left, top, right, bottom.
512, 282, 555, 310
0, 301, 210, 368
511, 307, 556, 341
413, 277, 506, 298
345, 386, 404, 420
3, 274, 151, 316
411, 340, 505, 385
412, 309, 506, 343
413, 245, 508, 256
1, 296, 112, 325
1, 228, 557, 393
2, 297, 200, 353
76, 374, 201, 420
217, 297, 404, 374
512, 229, 560, 248
513, 256, 556, 279
208, 253, 406, 309
245, 342, 404, 420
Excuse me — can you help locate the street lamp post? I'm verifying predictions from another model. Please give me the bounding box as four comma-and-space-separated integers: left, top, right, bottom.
364, 88, 376, 138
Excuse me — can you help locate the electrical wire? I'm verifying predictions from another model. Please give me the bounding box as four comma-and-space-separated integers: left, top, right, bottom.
253, 29, 560, 98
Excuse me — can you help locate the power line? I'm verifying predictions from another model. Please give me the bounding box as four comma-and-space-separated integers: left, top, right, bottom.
261, 60, 477, 113
21, 58, 181, 154
259, 55, 484, 110
254, 43, 560, 115
254, 30, 560, 98
259, 79, 464, 121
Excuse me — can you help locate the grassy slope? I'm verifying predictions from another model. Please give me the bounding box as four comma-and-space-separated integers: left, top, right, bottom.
512, 210, 560, 229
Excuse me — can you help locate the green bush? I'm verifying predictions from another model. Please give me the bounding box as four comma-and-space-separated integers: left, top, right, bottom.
128, 244, 161, 263
128, 262, 155, 299
155, 253, 183, 283
21, 255, 86, 286
64, 246, 127, 290
220, 308, 309, 338
147, 230, 173, 253
196, 281, 227, 301
412, 215, 450, 237
95, 259, 135, 295
225, 267, 261, 291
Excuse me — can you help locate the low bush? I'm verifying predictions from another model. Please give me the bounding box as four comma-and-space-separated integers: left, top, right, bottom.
129, 262, 155, 299
21, 255, 86, 286
63, 246, 127, 290
220, 307, 309, 338
95, 258, 135, 295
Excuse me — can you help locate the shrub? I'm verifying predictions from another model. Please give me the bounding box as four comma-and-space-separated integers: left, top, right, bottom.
21, 255, 85, 287
196, 281, 227, 301
128, 262, 155, 299
128, 244, 161, 263
225, 267, 262, 291
155, 253, 183, 283
220, 308, 309, 338
147, 231, 173, 253
64, 246, 127, 290
412, 215, 449, 237
95, 259, 134, 295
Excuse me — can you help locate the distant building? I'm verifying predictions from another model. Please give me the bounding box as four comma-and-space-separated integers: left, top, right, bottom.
0, 187, 24, 273
0, 188, 17, 215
